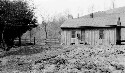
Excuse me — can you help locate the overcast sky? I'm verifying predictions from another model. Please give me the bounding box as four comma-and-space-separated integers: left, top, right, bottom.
32, 0, 125, 23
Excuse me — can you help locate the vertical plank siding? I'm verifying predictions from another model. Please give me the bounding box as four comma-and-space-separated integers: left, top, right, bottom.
88, 29, 91, 45
93, 30, 95, 45
64, 30, 67, 45
61, 30, 64, 45
66, 30, 69, 45
85, 30, 89, 44
64, 30, 71, 45
75, 30, 78, 45
110, 29, 114, 45
91, 29, 94, 45
68, 30, 71, 45
121, 28, 125, 42
105, 29, 108, 45
94, 29, 98, 45
114, 28, 116, 44
61, 28, 116, 45
106, 29, 108, 44
89, 30, 91, 44
81, 29, 85, 42
96, 30, 99, 45
92, 30, 95, 45
91, 30, 93, 45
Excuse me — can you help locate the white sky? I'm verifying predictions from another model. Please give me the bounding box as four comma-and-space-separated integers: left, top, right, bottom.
32, 0, 125, 23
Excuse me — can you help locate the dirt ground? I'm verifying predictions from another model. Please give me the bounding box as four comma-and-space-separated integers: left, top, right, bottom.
0, 45, 125, 73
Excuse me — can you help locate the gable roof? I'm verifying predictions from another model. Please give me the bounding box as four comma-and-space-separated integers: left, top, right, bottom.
61, 7, 125, 28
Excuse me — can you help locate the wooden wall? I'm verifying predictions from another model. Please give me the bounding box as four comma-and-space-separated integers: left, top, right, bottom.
61, 28, 116, 45
61, 29, 71, 45
121, 28, 125, 40
85, 28, 116, 45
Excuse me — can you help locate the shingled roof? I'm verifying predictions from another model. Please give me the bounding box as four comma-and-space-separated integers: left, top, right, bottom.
61, 7, 125, 28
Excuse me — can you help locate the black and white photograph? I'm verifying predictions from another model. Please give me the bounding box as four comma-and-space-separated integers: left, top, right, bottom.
0, 0, 125, 73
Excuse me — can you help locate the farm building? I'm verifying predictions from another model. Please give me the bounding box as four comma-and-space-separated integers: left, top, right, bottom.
60, 10, 125, 45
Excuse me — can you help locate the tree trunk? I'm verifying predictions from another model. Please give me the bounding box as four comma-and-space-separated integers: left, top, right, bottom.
45, 25, 47, 45
34, 37, 35, 45
45, 25, 47, 39
1, 32, 7, 51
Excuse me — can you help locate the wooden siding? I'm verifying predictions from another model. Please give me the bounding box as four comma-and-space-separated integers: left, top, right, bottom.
94, 29, 98, 45
70, 29, 76, 45
63, 30, 71, 45
84, 28, 116, 45
61, 28, 116, 45
61, 30, 64, 45
121, 28, 125, 40
67, 30, 71, 45
77, 30, 81, 45
85, 30, 89, 44
81, 30, 85, 42
105, 29, 109, 45
114, 28, 116, 44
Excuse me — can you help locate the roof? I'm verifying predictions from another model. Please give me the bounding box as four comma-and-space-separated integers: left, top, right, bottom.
61, 7, 125, 28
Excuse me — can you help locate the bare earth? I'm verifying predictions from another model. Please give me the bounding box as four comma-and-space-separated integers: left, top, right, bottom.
0, 45, 125, 73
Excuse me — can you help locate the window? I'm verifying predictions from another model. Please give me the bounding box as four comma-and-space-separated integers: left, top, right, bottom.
71, 30, 76, 38
99, 30, 104, 39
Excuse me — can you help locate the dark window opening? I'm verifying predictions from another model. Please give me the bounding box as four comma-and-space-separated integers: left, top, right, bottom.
71, 43, 75, 45
77, 34, 81, 40
99, 30, 104, 39
71, 30, 76, 38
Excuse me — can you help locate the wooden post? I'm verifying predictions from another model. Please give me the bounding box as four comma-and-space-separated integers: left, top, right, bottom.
45, 24, 47, 39
116, 27, 121, 45
116, 17, 121, 45
30, 29, 31, 44
19, 33, 21, 46
34, 37, 35, 45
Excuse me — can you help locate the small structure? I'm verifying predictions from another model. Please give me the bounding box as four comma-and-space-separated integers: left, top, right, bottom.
60, 13, 125, 45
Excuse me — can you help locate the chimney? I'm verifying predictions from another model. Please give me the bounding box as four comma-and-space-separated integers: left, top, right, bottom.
90, 13, 93, 18
117, 17, 121, 26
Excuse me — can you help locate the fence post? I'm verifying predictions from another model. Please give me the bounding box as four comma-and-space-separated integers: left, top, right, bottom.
34, 37, 35, 45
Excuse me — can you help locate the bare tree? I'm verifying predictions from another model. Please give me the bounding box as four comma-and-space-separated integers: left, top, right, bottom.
63, 9, 73, 19
39, 14, 49, 45
42, 21, 48, 39
38, 13, 48, 39
88, 4, 94, 14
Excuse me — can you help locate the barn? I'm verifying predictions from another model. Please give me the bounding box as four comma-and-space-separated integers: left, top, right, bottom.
60, 13, 125, 45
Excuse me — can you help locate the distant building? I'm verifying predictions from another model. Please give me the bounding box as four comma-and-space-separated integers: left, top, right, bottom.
60, 7, 125, 45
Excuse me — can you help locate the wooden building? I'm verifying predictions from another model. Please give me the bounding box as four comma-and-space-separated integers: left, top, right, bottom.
60, 13, 125, 45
